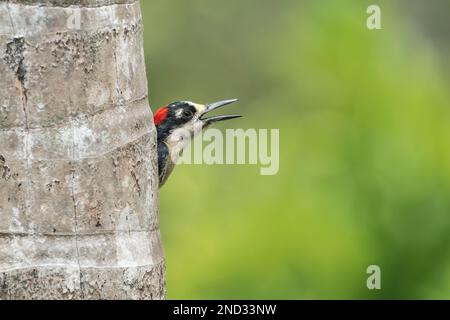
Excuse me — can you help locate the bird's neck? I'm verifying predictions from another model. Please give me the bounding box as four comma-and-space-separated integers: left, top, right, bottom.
156, 126, 170, 144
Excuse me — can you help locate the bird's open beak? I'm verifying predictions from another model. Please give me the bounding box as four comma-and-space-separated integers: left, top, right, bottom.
200, 99, 241, 127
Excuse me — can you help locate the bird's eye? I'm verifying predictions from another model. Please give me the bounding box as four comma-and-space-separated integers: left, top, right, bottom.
183, 110, 193, 118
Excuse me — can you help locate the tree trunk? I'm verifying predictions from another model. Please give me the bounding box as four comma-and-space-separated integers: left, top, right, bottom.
0, 0, 165, 299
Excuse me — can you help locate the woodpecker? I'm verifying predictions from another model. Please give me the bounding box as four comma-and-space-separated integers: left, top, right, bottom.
153, 99, 240, 187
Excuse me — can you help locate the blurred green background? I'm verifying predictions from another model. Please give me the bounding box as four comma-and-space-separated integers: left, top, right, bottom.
140, 0, 450, 299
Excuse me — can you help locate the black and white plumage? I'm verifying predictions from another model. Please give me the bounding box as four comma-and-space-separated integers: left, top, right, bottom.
154, 99, 240, 188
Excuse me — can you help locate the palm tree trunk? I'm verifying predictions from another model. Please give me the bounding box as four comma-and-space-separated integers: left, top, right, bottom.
0, 0, 165, 299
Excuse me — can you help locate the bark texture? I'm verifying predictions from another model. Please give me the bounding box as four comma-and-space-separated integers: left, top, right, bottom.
0, 0, 165, 299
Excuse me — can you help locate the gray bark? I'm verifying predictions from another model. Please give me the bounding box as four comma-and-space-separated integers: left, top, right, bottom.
0, 0, 165, 299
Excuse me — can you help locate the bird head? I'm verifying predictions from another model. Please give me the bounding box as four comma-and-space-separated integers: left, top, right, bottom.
153, 99, 240, 187
153, 99, 240, 144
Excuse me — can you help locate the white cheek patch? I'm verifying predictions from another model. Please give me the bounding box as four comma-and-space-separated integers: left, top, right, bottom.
183, 101, 206, 114
193, 103, 206, 113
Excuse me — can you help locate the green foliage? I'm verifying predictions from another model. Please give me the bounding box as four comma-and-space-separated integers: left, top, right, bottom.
141, 1, 450, 299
